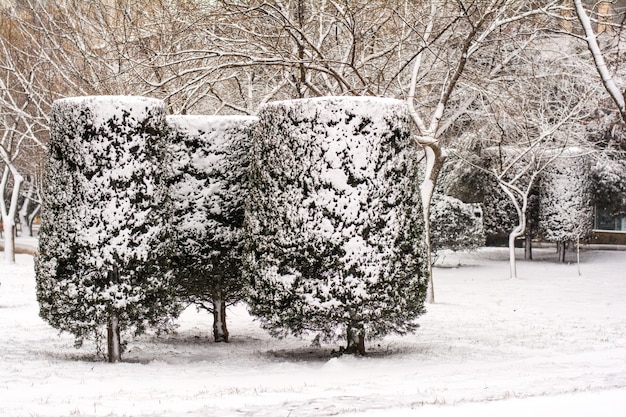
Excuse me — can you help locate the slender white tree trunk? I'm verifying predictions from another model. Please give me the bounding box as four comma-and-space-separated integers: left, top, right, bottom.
420, 144, 447, 303
1, 166, 23, 264
574, 0, 626, 123
500, 183, 526, 279
508, 224, 524, 279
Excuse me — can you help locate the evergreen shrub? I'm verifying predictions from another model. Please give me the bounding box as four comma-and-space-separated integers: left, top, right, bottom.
245, 96, 428, 354
36, 96, 178, 360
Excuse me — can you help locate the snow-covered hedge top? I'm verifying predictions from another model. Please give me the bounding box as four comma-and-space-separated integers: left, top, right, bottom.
263, 95, 407, 111
259, 96, 410, 146
167, 114, 258, 237
167, 115, 258, 136
49, 95, 169, 267
253, 94, 414, 239
53, 96, 165, 129
256, 96, 412, 226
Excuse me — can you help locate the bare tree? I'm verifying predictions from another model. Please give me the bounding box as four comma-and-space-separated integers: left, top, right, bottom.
0, 6, 52, 262
192, 1, 423, 110
452, 35, 598, 278
404, 0, 563, 299
549, 0, 626, 123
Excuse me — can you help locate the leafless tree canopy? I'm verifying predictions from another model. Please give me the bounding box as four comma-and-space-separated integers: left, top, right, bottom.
0, 0, 624, 265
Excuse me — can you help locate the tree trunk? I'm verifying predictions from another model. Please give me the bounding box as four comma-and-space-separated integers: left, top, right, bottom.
346, 325, 366, 355
420, 144, 446, 304
28, 205, 41, 237
558, 241, 567, 263
577, 236, 581, 276
500, 183, 526, 279
560, 0, 573, 32
18, 184, 35, 238
596, 1, 612, 34
2, 222, 16, 263
212, 298, 229, 343
1, 166, 23, 264
524, 228, 533, 260
107, 313, 122, 363
508, 227, 523, 279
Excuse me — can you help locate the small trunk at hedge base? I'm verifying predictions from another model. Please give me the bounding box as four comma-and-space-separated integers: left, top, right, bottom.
107, 313, 122, 363
524, 229, 533, 260
345, 326, 366, 356
212, 298, 229, 343
557, 241, 567, 263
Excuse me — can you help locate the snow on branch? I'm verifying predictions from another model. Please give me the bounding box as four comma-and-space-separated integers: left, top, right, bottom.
574, 0, 626, 124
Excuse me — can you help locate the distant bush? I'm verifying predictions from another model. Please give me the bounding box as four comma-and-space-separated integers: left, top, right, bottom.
430, 194, 485, 256
539, 151, 593, 260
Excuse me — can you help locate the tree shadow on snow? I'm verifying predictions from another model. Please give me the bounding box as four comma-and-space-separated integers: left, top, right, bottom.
262, 347, 335, 362
39, 349, 107, 363
262, 342, 415, 362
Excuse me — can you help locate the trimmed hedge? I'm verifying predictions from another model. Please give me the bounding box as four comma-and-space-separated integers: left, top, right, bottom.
36, 96, 178, 357
245, 96, 428, 353
167, 115, 258, 342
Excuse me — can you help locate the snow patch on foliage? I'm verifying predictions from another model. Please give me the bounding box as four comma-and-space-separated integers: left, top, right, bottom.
54, 95, 164, 129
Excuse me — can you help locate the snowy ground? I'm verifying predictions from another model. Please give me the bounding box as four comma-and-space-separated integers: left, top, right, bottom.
1, 239, 625, 417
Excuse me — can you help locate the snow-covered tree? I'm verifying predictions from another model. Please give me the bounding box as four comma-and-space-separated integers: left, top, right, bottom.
430, 194, 484, 259
0, 5, 66, 258
444, 30, 600, 278
168, 114, 257, 343
539, 150, 593, 262
405, 0, 565, 299
481, 178, 525, 244
36, 96, 178, 362
245, 96, 428, 355
590, 156, 626, 218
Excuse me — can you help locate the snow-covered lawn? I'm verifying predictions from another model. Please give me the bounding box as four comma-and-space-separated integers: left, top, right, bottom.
1, 244, 625, 416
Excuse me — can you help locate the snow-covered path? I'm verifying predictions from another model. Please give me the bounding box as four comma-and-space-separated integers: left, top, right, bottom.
1, 245, 625, 416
